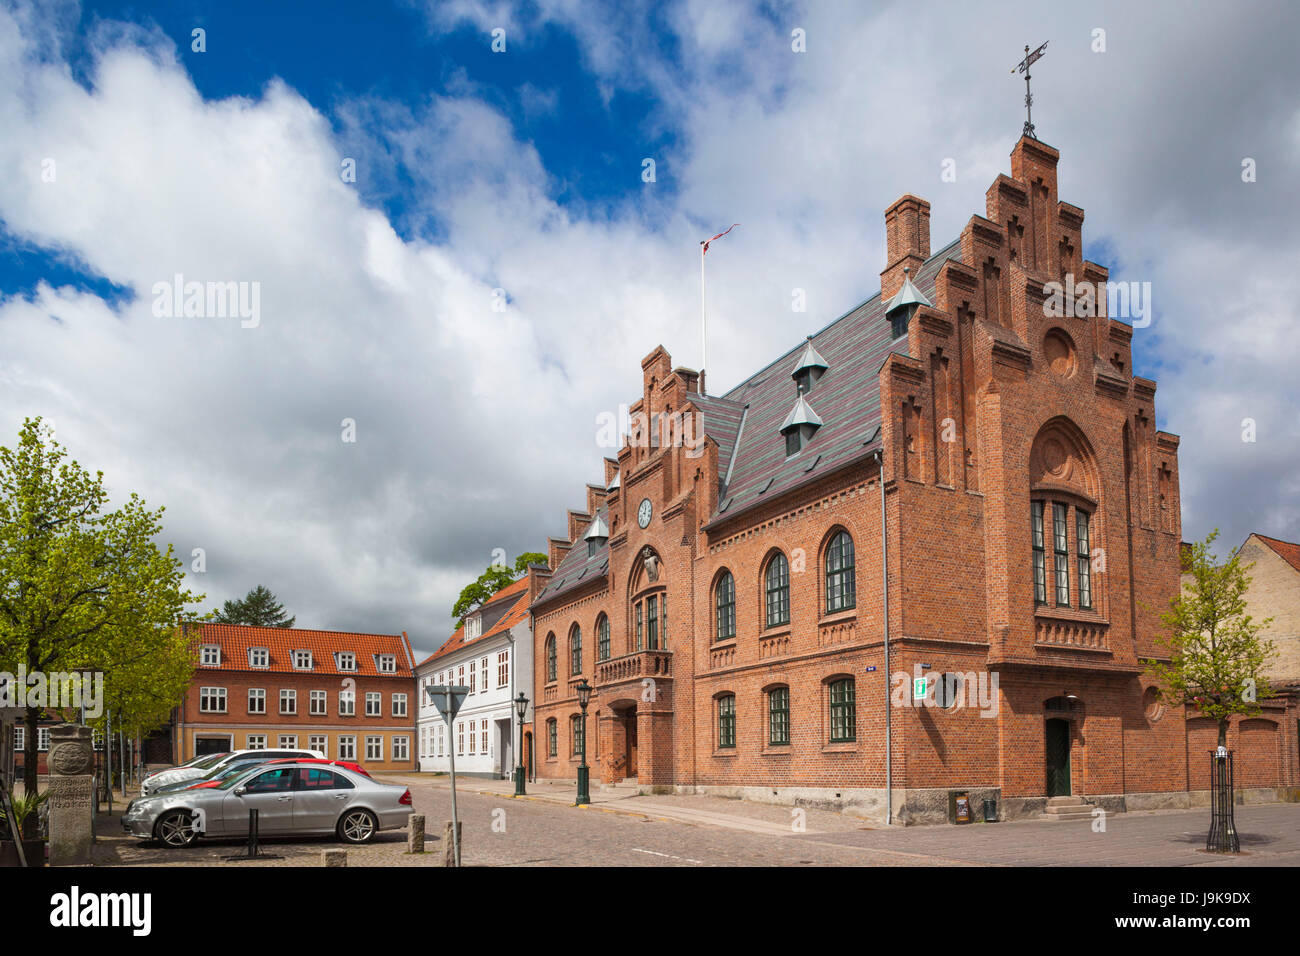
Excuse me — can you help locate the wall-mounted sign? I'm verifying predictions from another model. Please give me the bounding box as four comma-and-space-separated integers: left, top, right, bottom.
912, 677, 928, 700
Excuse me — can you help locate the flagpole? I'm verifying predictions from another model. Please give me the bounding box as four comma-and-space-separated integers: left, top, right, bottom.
699, 240, 708, 397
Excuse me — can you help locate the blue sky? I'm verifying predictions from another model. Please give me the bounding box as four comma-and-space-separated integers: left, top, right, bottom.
0, 0, 1297, 652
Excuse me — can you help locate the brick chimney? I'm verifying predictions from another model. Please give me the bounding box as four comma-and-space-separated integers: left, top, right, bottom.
881, 194, 931, 301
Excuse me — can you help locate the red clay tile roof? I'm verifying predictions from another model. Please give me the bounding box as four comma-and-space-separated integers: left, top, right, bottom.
1252, 533, 1300, 576
420, 577, 531, 667
191, 623, 415, 676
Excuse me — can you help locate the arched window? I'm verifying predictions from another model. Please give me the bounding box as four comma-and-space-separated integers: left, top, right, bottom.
569, 714, 584, 756
767, 685, 790, 746
765, 552, 791, 627
569, 624, 582, 675
1029, 419, 1100, 611
717, 694, 736, 748
828, 677, 855, 742
629, 547, 667, 652
545, 718, 557, 757
545, 634, 557, 683
715, 571, 736, 641
825, 531, 856, 612
596, 614, 610, 662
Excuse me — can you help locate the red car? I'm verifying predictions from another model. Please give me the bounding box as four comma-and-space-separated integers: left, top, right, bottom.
184, 758, 372, 789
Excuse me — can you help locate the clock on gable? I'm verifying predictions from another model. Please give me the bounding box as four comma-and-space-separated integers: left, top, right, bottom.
637, 498, 653, 529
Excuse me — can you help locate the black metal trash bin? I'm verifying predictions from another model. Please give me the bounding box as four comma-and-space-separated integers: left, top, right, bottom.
982, 797, 999, 823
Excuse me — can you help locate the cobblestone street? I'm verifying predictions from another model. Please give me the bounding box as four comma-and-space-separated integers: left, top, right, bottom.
87, 773, 1300, 867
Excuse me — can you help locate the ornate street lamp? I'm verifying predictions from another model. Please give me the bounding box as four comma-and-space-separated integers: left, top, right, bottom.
575, 679, 593, 806
513, 692, 528, 796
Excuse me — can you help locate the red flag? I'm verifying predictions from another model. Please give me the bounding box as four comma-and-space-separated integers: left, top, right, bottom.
701, 223, 739, 255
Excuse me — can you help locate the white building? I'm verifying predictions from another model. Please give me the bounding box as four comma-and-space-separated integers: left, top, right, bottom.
416, 571, 538, 779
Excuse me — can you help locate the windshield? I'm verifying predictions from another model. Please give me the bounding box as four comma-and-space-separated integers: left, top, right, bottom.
216, 764, 272, 791
188, 752, 230, 771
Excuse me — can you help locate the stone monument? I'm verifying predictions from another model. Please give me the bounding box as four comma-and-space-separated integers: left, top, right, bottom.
47, 723, 94, 866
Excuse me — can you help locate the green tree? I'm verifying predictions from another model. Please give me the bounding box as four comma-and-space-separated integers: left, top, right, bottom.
212, 585, 295, 627
1146, 530, 1277, 748
452, 552, 547, 626
0, 418, 202, 799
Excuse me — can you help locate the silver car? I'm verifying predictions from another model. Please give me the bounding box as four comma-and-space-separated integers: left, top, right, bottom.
140, 748, 322, 795
122, 762, 413, 848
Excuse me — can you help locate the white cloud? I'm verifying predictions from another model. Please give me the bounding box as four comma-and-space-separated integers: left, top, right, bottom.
0, 0, 1297, 655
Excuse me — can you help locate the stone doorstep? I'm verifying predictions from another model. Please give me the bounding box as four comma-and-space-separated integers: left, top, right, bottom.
1040, 796, 1098, 821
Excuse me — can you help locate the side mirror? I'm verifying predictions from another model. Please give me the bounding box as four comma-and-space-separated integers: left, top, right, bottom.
233, 787, 247, 797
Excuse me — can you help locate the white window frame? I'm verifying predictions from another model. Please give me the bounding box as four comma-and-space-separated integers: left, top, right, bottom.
13, 727, 24, 751
310, 689, 327, 716
246, 734, 267, 750
200, 644, 220, 667
337, 652, 357, 672
393, 735, 409, 761
309, 734, 328, 757
497, 651, 509, 688
280, 688, 297, 715
278, 734, 298, 749
339, 689, 355, 716
200, 686, 227, 713
392, 693, 408, 717
377, 654, 396, 673
37, 727, 50, 751
338, 735, 356, 760
248, 688, 266, 714
365, 735, 383, 761
293, 649, 313, 670
248, 647, 269, 668
365, 692, 381, 717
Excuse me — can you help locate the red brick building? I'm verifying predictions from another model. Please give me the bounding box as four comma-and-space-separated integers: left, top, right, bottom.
176, 623, 418, 772
529, 135, 1299, 823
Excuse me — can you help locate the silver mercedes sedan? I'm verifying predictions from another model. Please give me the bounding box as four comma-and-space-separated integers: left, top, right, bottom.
122, 762, 413, 848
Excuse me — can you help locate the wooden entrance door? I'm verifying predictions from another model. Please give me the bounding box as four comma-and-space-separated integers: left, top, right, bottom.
1045, 718, 1071, 796
624, 710, 638, 779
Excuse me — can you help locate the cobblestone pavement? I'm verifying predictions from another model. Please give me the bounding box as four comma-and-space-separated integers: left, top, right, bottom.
88, 774, 1300, 867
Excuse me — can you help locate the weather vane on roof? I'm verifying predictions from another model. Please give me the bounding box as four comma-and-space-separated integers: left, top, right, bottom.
1012, 41, 1048, 140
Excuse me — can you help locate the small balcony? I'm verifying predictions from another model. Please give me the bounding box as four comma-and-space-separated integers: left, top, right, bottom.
595, 649, 672, 686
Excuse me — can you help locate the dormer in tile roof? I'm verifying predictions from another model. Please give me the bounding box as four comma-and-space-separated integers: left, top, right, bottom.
780, 394, 823, 457
583, 512, 610, 556
884, 266, 931, 339
791, 336, 829, 394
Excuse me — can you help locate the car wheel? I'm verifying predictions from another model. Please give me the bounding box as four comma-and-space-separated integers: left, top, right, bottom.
337, 808, 377, 844
154, 810, 199, 848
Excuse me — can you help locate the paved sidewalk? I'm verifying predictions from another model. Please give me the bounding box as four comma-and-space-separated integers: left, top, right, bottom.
379, 772, 869, 836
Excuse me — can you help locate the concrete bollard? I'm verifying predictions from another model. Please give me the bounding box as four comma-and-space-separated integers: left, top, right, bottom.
408, 813, 425, 854
441, 821, 462, 867
322, 849, 347, 867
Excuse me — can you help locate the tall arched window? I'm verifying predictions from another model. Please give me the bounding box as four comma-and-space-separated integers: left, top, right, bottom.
715, 571, 736, 641
1029, 419, 1100, 612
569, 623, 582, 675
717, 693, 736, 749
825, 531, 856, 612
545, 634, 557, 683
765, 552, 791, 627
596, 614, 610, 662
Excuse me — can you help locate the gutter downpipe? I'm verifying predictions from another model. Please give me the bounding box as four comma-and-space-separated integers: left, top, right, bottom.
877, 449, 892, 826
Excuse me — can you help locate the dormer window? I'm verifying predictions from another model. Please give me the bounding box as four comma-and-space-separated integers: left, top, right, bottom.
199, 644, 220, 667
884, 266, 931, 341
780, 395, 823, 458
293, 649, 313, 670
790, 336, 829, 394
465, 616, 482, 641
248, 647, 269, 668
584, 513, 610, 557
336, 652, 356, 672
377, 654, 396, 673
